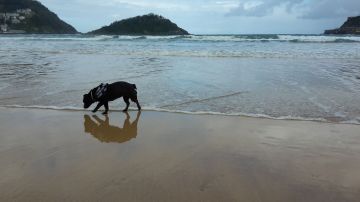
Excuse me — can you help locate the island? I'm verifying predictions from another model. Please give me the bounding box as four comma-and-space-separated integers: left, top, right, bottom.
89, 13, 189, 35
324, 16, 360, 35
0, 0, 77, 34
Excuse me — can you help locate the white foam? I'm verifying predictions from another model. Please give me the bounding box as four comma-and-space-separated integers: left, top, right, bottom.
1, 104, 358, 125
1, 34, 360, 43
0, 83, 10, 91
1, 105, 86, 111
278, 35, 360, 43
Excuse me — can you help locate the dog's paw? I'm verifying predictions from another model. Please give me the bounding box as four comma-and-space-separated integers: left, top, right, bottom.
102, 111, 108, 115
92, 110, 97, 113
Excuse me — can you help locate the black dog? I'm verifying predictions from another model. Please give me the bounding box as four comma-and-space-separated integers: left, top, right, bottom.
83, 81, 141, 114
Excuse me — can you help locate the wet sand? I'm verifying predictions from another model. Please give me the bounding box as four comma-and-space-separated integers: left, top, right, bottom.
1, 107, 360, 201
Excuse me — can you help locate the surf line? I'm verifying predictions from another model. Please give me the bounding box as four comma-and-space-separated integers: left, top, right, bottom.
160, 91, 248, 108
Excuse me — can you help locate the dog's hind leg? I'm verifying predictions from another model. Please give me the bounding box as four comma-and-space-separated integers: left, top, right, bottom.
92, 102, 103, 113
123, 97, 130, 112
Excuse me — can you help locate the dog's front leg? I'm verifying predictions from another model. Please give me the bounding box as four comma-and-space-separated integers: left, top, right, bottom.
92, 102, 103, 113
103, 102, 109, 114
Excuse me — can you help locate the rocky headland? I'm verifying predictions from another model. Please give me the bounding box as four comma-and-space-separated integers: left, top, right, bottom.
325, 16, 360, 35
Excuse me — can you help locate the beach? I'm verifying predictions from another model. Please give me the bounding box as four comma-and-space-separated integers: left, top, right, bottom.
1, 34, 360, 201
1, 107, 360, 201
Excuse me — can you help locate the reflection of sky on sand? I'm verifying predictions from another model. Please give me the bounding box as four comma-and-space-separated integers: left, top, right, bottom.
84, 111, 141, 144
1, 108, 360, 201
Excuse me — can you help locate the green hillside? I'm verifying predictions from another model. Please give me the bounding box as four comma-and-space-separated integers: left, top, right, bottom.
89, 13, 189, 35
0, 0, 77, 34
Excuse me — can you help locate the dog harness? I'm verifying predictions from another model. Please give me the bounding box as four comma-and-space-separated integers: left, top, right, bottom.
91, 83, 108, 101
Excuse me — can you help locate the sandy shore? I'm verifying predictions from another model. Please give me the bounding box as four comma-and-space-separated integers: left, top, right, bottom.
1, 107, 360, 201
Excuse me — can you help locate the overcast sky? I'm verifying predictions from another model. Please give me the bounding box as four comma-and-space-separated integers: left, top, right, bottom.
38, 0, 360, 34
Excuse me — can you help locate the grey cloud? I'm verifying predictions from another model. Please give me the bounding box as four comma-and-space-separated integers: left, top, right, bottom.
300, 0, 360, 19
227, 0, 360, 19
226, 0, 302, 17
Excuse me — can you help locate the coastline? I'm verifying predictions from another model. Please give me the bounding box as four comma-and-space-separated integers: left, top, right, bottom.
1, 107, 360, 201
1, 105, 358, 125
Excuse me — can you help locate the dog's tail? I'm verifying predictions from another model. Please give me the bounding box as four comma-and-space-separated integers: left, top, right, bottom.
132, 84, 137, 90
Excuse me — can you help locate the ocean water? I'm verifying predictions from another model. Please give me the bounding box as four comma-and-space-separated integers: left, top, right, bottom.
0, 34, 360, 123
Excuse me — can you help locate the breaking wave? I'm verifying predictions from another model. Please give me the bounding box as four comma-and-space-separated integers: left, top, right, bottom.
1, 34, 360, 43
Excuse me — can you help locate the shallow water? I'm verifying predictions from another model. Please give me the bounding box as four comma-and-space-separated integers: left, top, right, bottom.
0, 34, 360, 123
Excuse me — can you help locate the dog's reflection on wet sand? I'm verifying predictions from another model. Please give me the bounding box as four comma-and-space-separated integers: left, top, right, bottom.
84, 111, 141, 143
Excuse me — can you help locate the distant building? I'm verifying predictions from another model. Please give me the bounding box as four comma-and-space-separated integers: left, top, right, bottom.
0, 24, 8, 32
6, 13, 19, 18
11, 18, 21, 24
0, 8, 35, 33
17, 9, 32, 15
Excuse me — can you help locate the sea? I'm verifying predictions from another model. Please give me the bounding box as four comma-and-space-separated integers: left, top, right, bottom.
0, 34, 360, 124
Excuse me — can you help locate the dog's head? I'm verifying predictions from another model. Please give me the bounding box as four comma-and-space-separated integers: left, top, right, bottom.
83, 93, 94, 109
